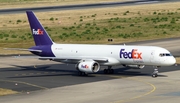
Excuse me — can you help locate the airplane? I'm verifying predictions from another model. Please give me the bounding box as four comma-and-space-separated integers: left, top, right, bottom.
6, 11, 176, 78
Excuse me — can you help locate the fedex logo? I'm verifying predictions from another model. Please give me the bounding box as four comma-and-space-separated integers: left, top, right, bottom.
81, 65, 89, 69
32, 29, 43, 35
120, 49, 142, 59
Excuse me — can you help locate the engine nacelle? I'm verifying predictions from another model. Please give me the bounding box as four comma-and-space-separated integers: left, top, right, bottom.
77, 61, 100, 73
123, 65, 145, 69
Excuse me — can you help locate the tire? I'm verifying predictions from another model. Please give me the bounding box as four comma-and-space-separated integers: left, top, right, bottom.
110, 69, 114, 74
78, 71, 82, 76
104, 69, 107, 74
78, 71, 88, 76
152, 73, 158, 78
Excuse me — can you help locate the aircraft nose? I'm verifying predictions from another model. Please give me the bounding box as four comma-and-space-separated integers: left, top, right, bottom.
163, 57, 176, 66
169, 57, 176, 65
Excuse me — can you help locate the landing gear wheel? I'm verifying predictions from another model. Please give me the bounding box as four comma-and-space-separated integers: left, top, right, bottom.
78, 71, 88, 76
104, 69, 108, 74
152, 73, 158, 78
103, 66, 114, 74
152, 67, 159, 78
109, 69, 114, 74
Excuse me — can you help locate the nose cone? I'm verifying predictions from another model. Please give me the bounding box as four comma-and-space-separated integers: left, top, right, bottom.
168, 57, 176, 65
162, 57, 176, 66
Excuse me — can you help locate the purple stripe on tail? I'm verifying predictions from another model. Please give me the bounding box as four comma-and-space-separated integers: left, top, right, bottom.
30, 45, 55, 57
26, 11, 53, 46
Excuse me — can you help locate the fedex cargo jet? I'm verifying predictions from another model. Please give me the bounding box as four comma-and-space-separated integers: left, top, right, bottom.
9, 11, 176, 77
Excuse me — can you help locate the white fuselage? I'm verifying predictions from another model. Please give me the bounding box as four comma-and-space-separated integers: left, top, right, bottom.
51, 44, 176, 66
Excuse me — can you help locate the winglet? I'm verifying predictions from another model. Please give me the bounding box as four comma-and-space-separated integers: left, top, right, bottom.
26, 11, 53, 46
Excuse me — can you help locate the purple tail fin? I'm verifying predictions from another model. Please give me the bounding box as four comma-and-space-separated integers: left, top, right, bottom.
26, 11, 53, 46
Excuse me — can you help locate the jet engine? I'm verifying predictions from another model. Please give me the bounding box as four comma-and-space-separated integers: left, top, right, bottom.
123, 65, 145, 69
77, 61, 100, 73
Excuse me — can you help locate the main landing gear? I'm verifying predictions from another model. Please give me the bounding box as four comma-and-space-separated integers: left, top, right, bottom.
76, 66, 88, 76
104, 66, 114, 74
152, 66, 159, 78
78, 71, 88, 76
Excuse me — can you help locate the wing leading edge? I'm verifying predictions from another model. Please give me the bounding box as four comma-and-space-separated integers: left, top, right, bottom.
13, 55, 108, 62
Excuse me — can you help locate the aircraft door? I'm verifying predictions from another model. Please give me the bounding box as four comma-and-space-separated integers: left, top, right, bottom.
150, 50, 160, 63
150, 50, 154, 63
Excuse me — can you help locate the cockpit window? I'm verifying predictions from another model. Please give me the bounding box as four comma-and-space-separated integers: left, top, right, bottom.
159, 53, 172, 57
166, 54, 172, 56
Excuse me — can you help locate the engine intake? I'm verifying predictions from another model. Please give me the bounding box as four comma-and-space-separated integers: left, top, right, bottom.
77, 61, 100, 73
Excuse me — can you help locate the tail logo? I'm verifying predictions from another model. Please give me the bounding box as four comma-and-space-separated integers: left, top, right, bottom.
32, 29, 43, 35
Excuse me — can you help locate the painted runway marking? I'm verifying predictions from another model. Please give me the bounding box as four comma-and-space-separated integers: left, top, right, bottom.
135, 1, 159, 4
34, 65, 37, 68
0, 79, 48, 91
116, 77, 156, 103
129, 78, 156, 100
14, 72, 58, 76
29, 73, 34, 75
93, 74, 156, 103
21, 74, 26, 76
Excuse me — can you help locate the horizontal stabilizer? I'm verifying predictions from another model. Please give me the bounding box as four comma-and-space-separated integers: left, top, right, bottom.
4, 48, 42, 52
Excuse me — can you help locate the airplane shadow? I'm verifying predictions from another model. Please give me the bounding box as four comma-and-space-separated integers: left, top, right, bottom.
1, 63, 178, 78
98, 66, 173, 78
1, 64, 76, 73
3, 64, 97, 78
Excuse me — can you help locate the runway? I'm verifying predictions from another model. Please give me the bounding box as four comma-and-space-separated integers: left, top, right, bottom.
0, 58, 179, 93
0, 0, 180, 102
121, 37, 180, 57
0, 37, 180, 103
0, 59, 179, 103
0, 0, 179, 14
0, 58, 116, 92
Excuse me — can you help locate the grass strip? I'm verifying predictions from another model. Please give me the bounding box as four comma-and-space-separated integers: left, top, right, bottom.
0, 88, 18, 96
0, 0, 125, 9
0, 2, 180, 54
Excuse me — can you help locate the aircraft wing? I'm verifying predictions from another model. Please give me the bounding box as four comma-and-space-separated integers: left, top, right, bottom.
13, 56, 108, 62
5, 48, 108, 62
39, 57, 108, 62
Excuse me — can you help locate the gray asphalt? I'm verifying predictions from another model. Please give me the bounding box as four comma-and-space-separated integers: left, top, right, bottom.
0, 0, 179, 14
118, 37, 180, 57
0, 1, 180, 103
0, 62, 115, 92
0, 29, 179, 103
0, 37, 179, 93
0, 59, 179, 93
0, 0, 178, 93
0, 58, 179, 103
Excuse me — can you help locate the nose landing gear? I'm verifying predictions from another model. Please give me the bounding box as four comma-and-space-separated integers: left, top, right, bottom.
152, 66, 160, 78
